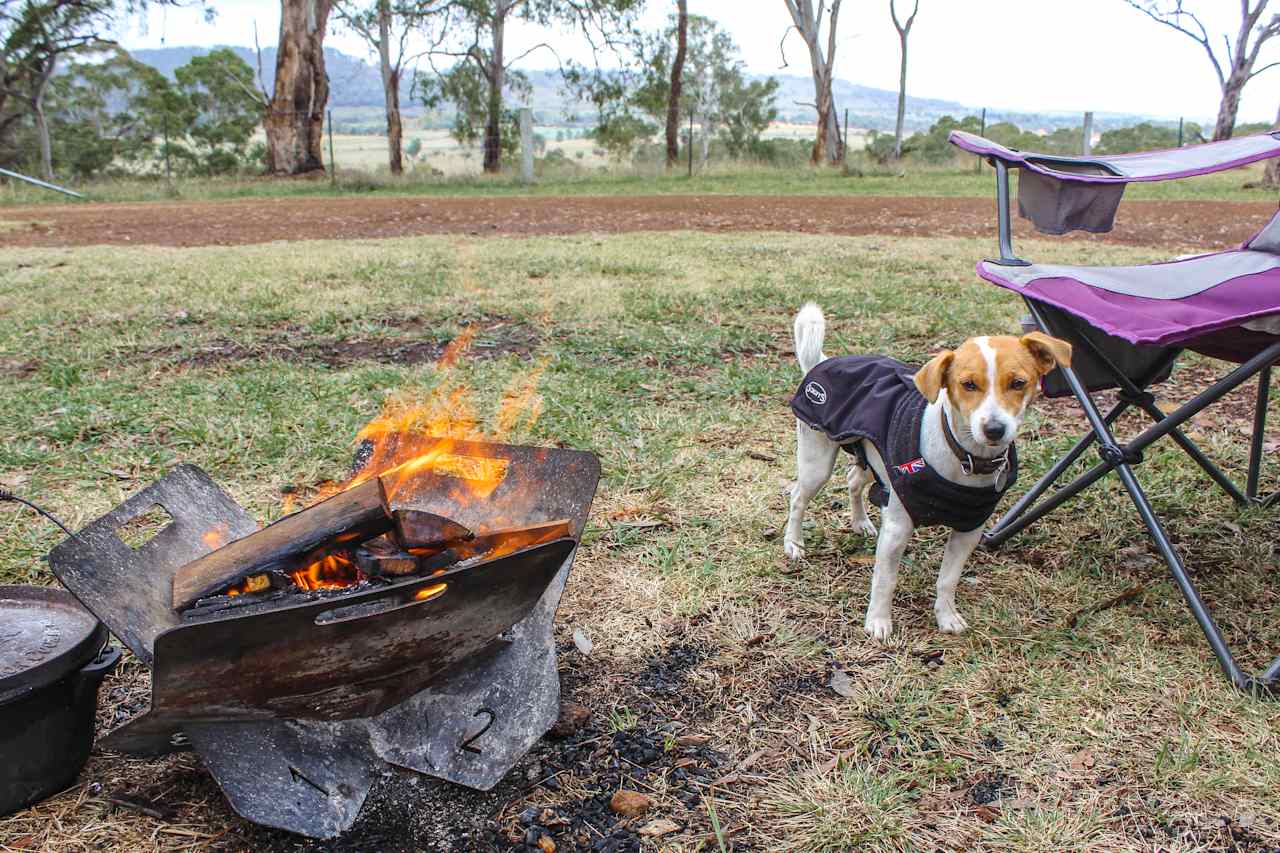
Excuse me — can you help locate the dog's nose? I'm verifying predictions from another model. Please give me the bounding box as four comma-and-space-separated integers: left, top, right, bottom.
983, 422, 1007, 442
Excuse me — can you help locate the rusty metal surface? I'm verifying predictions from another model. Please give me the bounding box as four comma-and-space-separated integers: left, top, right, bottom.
147, 539, 574, 724
48, 465, 258, 663
366, 559, 569, 790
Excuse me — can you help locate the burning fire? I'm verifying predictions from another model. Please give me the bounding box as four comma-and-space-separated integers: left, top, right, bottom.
213, 326, 552, 598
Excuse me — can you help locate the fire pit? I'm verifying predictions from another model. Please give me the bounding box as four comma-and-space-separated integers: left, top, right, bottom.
47, 436, 600, 839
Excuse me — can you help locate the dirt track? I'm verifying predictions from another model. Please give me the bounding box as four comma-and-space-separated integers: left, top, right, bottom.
1, 193, 1274, 249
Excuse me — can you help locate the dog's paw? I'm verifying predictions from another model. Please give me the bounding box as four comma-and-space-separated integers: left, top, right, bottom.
784, 538, 806, 560
935, 606, 968, 634
863, 614, 893, 642
853, 518, 878, 538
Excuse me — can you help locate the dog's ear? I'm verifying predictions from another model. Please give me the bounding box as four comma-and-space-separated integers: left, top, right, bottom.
1020, 332, 1073, 374
914, 350, 954, 403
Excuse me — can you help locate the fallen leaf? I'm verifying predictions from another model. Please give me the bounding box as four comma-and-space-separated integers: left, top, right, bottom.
746, 449, 777, 462
536, 835, 556, 853
572, 628, 593, 656
829, 669, 857, 698
638, 818, 680, 837
1069, 749, 1096, 771
676, 734, 711, 747
737, 749, 768, 772
973, 805, 1000, 823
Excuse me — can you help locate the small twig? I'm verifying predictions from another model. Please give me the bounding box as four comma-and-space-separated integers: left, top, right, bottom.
1066, 584, 1146, 630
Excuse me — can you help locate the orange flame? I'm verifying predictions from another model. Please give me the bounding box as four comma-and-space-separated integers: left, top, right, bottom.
279, 326, 548, 594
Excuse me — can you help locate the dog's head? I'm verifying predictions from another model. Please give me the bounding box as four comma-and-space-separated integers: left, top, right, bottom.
913, 333, 1072, 451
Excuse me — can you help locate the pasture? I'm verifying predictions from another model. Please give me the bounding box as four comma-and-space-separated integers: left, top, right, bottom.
2, 216, 1278, 850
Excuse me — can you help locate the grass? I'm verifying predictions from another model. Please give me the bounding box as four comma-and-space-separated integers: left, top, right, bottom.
1, 229, 1278, 850
3, 157, 1277, 207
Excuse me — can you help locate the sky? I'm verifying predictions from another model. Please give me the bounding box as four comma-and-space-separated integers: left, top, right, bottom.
118, 1, 1280, 125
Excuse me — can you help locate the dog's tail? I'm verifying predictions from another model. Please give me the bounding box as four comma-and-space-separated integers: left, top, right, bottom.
793, 302, 826, 374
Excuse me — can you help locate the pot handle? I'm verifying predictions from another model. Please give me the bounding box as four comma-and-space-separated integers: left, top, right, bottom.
73, 646, 122, 704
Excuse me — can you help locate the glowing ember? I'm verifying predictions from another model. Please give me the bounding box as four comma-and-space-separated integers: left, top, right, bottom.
413, 583, 448, 602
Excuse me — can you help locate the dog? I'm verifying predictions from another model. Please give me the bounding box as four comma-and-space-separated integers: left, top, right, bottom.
784, 303, 1072, 640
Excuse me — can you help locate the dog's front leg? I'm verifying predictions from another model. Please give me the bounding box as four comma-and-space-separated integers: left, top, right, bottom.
864, 498, 913, 641
784, 422, 837, 560
934, 527, 983, 634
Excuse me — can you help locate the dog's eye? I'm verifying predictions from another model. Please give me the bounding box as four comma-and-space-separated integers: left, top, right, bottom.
961, 380, 979, 392
1010, 378, 1028, 390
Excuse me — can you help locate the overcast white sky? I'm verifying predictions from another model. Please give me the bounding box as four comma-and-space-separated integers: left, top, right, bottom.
119, 0, 1280, 124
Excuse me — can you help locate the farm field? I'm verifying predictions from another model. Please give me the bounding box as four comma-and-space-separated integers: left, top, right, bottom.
2, 217, 1278, 850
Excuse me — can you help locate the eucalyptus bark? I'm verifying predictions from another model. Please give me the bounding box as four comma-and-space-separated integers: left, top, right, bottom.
376, 0, 403, 174
31, 55, 56, 179
1264, 101, 1280, 186
265, 0, 333, 175
889, 0, 918, 160
482, 12, 506, 174
665, 0, 687, 169
783, 0, 843, 165
1215, 66, 1249, 141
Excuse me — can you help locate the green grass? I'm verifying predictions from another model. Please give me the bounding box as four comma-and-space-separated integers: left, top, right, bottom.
3, 157, 1276, 206
1, 230, 1277, 850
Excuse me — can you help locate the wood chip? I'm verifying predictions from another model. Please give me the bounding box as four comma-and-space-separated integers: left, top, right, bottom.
746, 450, 777, 462
609, 790, 653, 818
638, 818, 680, 837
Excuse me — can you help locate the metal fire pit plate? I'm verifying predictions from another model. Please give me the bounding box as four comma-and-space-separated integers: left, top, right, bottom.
49, 464, 258, 664
50, 443, 601, 840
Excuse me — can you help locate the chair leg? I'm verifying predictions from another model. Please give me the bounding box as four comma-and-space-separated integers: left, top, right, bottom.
1247, 366, 1271, 502
1130, 395, 1247, 505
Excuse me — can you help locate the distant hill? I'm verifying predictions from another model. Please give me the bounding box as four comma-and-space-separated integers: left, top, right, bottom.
128, 45, 1173, 133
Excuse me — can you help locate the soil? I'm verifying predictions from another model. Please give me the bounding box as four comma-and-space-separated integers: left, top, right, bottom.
1, 194, 1275, 249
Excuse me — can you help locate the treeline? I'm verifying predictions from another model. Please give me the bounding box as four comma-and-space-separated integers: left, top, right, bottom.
3, 48, 262, 180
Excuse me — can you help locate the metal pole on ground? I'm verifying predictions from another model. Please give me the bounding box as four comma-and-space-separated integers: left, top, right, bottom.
327, 109, 336, 187
519, 107, 534, 184
1082, 111, 1094, 156
0, 167, 84, 199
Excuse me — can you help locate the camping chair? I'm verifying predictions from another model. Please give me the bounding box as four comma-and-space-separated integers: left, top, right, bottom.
949, 129, 1280, 695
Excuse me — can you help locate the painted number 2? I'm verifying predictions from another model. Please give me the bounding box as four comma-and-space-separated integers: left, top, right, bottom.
459, 707, 496, 755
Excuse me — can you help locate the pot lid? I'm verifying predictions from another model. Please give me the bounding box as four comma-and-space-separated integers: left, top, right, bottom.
0, 585, 106, 703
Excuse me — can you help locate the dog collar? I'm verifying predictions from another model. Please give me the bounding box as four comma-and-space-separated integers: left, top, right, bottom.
941, 409, 1013, 477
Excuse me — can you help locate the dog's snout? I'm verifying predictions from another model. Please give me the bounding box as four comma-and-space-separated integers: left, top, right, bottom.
982, 421, 1006, 442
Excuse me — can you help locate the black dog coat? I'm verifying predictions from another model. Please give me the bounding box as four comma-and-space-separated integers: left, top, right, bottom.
790, 355, 1017, 532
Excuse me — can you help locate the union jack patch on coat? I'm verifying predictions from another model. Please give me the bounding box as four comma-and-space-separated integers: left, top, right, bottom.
896, 457, 926, 475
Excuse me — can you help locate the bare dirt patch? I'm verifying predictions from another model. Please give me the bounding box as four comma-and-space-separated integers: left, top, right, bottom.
1, 194, 1273, 250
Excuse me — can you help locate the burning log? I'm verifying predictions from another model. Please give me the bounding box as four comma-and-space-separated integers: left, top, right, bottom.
453, 519, 573, 562
392, 509, 474, 551
171, 478, 394, 610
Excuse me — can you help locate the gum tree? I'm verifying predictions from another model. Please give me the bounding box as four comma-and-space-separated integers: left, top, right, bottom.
888, 0, 918, 160
780, 0, 843, 164
1124, 0, 1280, 140
418, 0, 644, 174
265, 0, 334, 175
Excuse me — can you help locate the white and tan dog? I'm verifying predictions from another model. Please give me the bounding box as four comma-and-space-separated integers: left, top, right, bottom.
784, 303, 1071, 640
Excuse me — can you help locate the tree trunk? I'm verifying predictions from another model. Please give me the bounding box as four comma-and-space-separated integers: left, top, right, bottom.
31, 55, 56, 180
1214, 68, 1249, 141
482, 12, 506, 174
893, 30, 908, 159
266, 0, 333, 176
665, 0, 688, 170
1264, 102, 1280, 187
376, 0, 402, 175
785, 0, 842, 165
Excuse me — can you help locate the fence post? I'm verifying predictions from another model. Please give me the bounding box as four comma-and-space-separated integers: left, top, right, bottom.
519, 107, 534, 184
1081, 111, 1094, 156
975, 107, 986, 173
327, 110, 336, 187
162, 109, 172, 187
843, 108, 849, 162
688, 111, 694, 178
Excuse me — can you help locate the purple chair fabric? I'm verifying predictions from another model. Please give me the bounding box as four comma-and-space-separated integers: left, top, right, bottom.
949, 129, 1280, 183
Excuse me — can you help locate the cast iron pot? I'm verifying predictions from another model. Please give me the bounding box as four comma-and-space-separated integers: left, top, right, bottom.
0, 585, 121, 816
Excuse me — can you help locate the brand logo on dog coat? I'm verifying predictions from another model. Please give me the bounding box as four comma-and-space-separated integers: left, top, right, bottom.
896, 457, 926, 475
804, 381, 828, 405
